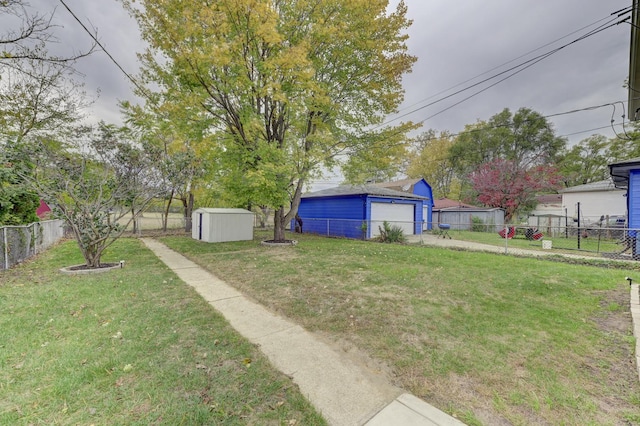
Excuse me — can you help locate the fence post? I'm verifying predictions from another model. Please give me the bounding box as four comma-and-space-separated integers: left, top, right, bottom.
504, 225, 509, 255
3, 227, 8, 270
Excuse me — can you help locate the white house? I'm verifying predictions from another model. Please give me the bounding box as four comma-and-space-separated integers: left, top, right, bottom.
559, 179, 626, 225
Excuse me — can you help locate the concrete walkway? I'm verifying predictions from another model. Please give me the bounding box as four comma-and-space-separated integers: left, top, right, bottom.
407, 233, 601, 260
141, 238, 465, 426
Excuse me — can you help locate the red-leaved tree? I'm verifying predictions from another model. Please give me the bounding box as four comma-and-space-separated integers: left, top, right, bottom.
469, 158, 562, 221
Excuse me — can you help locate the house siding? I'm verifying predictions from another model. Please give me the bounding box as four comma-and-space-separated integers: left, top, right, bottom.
297, 195, 367, 239
562, 191, 626, 223
412, 180, 433, 229
629, 170, 640, 232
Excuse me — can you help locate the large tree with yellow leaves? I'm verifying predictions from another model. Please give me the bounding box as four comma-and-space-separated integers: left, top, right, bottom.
122, 0, 416, 241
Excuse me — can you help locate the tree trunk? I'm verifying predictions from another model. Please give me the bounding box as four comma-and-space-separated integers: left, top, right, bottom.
183, 192, 194, 232
82, 242, 102, 268
163, 191, 174, 232
273, 206, 286, 241
260, 206, 269, 228
131, 207, 138, 234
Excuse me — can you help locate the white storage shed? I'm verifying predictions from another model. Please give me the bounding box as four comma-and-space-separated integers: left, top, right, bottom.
192, 208, 254, 243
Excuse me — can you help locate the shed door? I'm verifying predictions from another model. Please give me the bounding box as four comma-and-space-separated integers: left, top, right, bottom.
370, 202, 415, 237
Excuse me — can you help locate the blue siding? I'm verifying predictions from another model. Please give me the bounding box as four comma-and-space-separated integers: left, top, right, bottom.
412, 179, 434, 230
629, 171, 640, 244
412, 180, 434, 204
297, 195, 367, 239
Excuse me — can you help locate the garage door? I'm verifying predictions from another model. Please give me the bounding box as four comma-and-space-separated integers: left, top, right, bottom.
370, 202, 415, 237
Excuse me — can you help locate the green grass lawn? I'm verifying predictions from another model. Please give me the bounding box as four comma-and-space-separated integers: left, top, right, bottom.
161, 230, 640, 426
0, 238, 325, 425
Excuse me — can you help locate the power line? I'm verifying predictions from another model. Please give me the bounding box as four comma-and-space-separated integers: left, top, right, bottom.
58, 0, 634, 154
377, 9, 630, 129
307, 110, 634, 188
434, 101, 632, 140
58, 0, 151, 101
393, 8, 630, 116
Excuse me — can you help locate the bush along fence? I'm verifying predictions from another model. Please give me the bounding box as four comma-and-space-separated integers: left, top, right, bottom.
1, 220, 66, 270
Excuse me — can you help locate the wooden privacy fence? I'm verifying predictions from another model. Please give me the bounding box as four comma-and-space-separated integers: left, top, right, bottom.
1, 220, 65, 270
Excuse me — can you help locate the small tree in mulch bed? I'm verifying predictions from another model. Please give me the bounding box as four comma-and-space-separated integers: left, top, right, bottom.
19, 123, 166, 269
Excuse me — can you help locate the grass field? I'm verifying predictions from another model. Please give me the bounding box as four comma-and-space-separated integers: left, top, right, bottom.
112, 212, 186, 231
0, 238, 325, 425
161, 230, 640, 425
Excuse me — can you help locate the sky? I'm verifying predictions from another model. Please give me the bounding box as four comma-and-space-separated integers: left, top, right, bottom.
8, 0, 636, 188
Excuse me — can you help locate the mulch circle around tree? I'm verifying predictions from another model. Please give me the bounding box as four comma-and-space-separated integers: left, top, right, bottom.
260, 240, 298, 247
59, 262, 122, 275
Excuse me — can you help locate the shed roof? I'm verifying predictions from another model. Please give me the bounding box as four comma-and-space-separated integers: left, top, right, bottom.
301, 184, 427, 200
438, 206, 503, 213
433, 198, 475, 210
194, 208, 254, 214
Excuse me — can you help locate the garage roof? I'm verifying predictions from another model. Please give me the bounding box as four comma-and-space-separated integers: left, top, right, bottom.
302, 184, 427, 200
559, 179, 620, 193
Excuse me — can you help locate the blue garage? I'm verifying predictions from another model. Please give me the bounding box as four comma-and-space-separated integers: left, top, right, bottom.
296, 184, 427, 239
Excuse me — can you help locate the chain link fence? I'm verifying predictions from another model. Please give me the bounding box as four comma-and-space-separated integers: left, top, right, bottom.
290, 216, 640, 261
424, 220, 638, 260
1, 220, 66, 270
110, 212, 187, 236
292, 217, 425, 240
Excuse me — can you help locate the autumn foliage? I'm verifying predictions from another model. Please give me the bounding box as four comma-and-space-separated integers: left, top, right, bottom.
468, 158, 562, 221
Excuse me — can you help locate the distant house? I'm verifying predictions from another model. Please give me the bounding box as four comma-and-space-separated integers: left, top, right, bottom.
528, 194, 565, 235
296, 184, 427, 239
432, 198, 504, 231
559, 179, 626, 225
530, 194, 563, 216
36, 200, 52, 219
374, 178, 434, 230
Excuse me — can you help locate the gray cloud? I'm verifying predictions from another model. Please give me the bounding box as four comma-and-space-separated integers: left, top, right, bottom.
392, 0, 632, 143
11, 0, 633, 145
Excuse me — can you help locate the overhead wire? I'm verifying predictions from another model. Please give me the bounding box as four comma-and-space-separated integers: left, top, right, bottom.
377, 12, 631, 129
392, 7, 632, 116
59, 0, 637, 163
58, 0, 153, 102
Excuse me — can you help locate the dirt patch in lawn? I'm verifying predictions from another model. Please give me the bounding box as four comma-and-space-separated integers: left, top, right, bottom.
593, 288, 633, 335
588, 288, 638, 421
